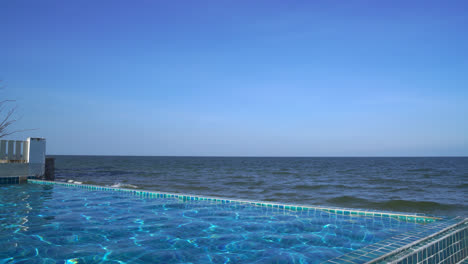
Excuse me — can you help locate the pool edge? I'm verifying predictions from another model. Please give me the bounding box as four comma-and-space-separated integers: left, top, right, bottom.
27, 179, 441, 223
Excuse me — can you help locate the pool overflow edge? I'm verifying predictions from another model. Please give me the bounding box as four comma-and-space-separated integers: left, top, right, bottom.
27, 179, 467, 264
28, 179, 439, 223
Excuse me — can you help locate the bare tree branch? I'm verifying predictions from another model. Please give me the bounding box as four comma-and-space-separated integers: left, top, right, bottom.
0, 80, 35, 138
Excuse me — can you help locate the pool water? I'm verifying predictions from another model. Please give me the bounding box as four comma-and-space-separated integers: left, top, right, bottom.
1, 184, 424, 263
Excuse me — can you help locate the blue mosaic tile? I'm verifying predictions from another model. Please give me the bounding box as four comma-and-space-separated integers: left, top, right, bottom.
27, 179, 467, 264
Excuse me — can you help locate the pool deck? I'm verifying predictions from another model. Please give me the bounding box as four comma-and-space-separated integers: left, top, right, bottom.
27, 179, 468, 264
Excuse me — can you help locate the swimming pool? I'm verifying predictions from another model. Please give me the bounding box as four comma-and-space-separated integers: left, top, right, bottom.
1, 181, 466, 263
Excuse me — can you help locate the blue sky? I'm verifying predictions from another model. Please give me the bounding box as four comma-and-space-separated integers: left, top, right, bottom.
1, 0, 467, 156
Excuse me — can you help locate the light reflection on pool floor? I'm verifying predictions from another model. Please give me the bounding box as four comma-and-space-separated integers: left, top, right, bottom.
0, 184, 423, 263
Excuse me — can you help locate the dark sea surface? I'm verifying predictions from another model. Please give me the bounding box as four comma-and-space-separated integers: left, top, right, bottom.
52, 156, 468, 218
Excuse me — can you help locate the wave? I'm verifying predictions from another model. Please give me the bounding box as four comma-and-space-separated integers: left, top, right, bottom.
293, 184, 348, 190
407, 168, 433, 172
105, 170, 133, 176
376, 199, 453, 211
110, 183, 138, 189
327, 196, 371, 206
226, 181, 251, 186
336, 169, 356, 173
66, 180, 83, 184
271, 171, 296, 175
327, 196, 457, 213
365, 178, 405, 185
179, 185, 210, 191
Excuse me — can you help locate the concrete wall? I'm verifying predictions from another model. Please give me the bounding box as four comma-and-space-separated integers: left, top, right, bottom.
0, 137, 46, 177
0, 163, 29, 177
27, 138, 46, 176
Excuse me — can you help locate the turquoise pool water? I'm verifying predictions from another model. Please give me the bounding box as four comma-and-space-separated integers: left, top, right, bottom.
1, 184, 425, 263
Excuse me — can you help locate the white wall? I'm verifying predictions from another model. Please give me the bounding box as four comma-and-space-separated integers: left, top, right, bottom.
27, 138, 46, 176
0, 137, 46, 177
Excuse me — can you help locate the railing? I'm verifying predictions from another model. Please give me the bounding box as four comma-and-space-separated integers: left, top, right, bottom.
0, 140, 29, 162
0, 138, 46, 178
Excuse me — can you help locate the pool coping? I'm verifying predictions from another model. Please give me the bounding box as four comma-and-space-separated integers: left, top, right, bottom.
27, 179, 466, 264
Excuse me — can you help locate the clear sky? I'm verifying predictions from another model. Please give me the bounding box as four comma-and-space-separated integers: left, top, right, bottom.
1, 0, 467, 156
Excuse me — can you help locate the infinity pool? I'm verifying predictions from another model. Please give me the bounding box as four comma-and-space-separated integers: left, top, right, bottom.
1, 184, 427, 263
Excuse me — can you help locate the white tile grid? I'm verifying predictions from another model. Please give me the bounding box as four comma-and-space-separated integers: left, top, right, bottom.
389, 225, 467, 264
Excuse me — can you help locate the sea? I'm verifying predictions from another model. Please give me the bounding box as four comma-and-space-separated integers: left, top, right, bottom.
51, 156, 467, 218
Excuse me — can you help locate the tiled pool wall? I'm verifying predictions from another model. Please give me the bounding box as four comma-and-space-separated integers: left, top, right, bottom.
27, 179, 468, 264
0, 175, 39, 184
380, 220, 467, 264
325, 217, 467, 264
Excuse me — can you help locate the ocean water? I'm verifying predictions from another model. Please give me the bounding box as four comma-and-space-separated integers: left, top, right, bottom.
53, 156, 468, 217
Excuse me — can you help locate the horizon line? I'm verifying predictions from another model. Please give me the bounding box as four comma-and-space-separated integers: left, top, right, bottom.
47, 154, 468, 158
